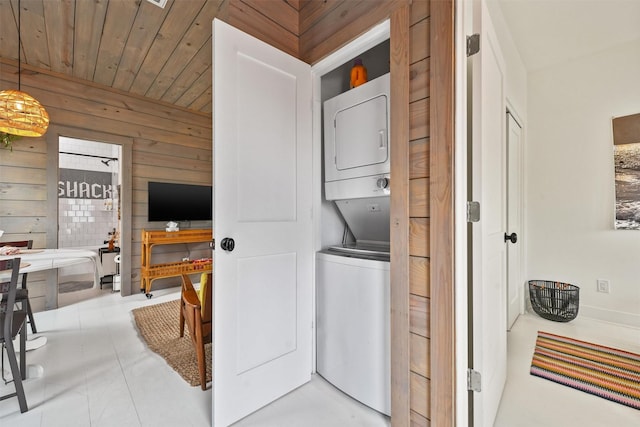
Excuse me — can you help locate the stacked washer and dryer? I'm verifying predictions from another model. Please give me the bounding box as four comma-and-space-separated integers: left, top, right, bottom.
316, 73, 391, 416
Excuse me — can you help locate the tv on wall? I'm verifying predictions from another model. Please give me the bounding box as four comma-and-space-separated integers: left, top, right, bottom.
147, 181, 212, 222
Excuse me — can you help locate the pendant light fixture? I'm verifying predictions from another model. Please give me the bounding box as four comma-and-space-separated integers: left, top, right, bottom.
0, 0, 49, 137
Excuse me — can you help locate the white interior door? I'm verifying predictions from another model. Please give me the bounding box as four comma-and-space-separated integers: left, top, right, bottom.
506, 112, 523, 330
470, 1, 508, 426
212, 19, 313, 427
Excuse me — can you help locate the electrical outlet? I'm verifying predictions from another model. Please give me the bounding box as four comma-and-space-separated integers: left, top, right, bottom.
597, 279, 610, 293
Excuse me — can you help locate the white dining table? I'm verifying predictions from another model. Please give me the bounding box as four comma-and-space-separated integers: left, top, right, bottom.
0, 248, 104, 380
0, 248, 103, 284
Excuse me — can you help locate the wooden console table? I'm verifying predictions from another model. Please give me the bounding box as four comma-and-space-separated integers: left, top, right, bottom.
140, 228, 212, 298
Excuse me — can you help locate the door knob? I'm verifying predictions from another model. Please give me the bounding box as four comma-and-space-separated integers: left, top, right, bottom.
220, 237, 235, 252
504, 232, 517, 244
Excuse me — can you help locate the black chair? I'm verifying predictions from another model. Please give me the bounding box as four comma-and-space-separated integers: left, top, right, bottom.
0, 240, 36, 333
0, 257, 28, 413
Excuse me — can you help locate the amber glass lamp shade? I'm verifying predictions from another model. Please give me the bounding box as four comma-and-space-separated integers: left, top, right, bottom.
0, 89, 50, 137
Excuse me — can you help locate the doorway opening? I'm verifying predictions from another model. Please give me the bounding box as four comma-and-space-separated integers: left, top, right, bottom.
57, 136, 122, 306
211, 17, 399, 426
315, 37, 391, 417
311, 19, 392, 421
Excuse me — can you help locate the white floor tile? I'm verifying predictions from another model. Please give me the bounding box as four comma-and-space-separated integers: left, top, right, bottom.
234, 375, 390, 427
6, 288, 640, 427
494, 312, 640, 427
1, 287, 388, 427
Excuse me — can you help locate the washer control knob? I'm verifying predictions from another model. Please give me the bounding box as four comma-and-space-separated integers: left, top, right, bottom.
376, 177, 390, 189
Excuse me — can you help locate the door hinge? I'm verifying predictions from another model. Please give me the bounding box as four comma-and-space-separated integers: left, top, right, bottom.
467, 34, 480, 57
467, 201, 480, 223
467, 369, 482, 392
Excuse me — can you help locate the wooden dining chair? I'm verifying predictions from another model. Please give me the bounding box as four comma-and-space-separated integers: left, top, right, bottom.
179, 273, 212, 390
0, 240, 36, 334
0, 257, 28, 413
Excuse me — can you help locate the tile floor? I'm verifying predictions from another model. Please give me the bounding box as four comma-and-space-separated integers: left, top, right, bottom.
1, 287, 390, 427
494, 312, 640, 427
2, 286, 639, 426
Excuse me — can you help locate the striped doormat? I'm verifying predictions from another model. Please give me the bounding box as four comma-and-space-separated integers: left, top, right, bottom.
530, 331, 640, 410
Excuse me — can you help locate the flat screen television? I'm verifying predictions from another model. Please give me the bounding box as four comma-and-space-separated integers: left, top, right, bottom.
147, 181, 212, 222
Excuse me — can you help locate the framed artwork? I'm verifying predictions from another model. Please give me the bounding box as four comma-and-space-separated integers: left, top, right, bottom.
613, 113, 640, 229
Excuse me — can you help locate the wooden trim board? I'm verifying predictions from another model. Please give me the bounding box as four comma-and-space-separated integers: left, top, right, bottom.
429, 0, 456, 425
390, 3, 411, 426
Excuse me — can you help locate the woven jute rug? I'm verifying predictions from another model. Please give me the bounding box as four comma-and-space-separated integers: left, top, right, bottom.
531, 331, 640, 410
132, 299, 212, 387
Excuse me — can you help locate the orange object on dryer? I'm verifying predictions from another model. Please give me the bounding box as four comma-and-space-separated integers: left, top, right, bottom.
350, 58, 368, 88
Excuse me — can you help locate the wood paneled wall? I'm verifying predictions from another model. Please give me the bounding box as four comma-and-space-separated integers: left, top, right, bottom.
407, 1, 432, 425
218, 0, 302, 58
0, 59, 212, 308
298, 0, 405, 64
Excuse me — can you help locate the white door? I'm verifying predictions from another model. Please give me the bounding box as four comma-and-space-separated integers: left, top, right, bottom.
506, 112, 523, 330
212, 19, 313, 427
470, 1, 508, 426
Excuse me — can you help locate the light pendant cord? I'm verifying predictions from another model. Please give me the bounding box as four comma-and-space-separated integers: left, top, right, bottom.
17, 0, 21, 91
0, 0, 50, 139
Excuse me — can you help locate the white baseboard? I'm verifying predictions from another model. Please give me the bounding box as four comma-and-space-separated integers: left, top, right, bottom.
579, 304, 640, 329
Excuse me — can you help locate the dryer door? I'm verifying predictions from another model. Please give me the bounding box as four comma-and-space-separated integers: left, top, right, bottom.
323, 73, 390, 183
334, 94, 388, 171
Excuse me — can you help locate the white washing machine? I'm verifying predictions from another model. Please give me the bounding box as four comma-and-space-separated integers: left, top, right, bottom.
316, 250, 390, 416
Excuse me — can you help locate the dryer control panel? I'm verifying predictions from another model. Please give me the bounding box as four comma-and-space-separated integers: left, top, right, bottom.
325, 173, 390, 201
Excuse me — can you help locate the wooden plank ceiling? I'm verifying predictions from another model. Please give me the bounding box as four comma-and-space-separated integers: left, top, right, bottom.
0, 0, 227, 114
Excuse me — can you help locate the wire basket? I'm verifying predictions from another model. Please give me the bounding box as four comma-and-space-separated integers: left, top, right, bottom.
528, 280, 579, 322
